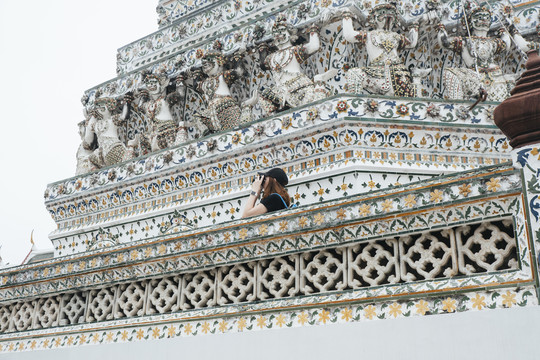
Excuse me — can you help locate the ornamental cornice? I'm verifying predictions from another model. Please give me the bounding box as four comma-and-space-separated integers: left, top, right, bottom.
45, 95, 504, 204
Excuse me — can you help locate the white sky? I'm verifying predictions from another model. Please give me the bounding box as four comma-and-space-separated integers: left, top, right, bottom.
0, 1, 157, 265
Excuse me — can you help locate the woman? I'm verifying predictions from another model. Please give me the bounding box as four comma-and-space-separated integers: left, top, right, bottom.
242, 168, 291, 218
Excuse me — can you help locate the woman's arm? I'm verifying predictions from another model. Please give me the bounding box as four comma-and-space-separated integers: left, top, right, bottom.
242, 175, 268, 218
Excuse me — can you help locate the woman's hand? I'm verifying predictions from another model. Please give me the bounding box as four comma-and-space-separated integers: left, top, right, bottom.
251, 175, 264, 195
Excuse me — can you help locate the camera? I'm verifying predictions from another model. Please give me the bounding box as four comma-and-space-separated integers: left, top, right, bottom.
252, 173, 265, 183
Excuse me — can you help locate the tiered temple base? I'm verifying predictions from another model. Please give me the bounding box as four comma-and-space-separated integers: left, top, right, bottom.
2, 95, 539, 354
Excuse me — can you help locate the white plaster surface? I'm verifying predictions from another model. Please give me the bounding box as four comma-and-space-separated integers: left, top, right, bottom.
4, 306, 539, 359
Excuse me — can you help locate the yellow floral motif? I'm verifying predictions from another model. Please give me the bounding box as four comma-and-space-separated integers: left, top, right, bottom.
144, 247, 153, 257
471, 294, 486, 310
297, 312, 309, 325
502, 291, 517, 308
275, 314, 286, 327
486, 178, 501, 192
43, 340, 49, 348
314, 213, 325, 225
158, 244, 167, 255
237, 318, 247, 331
67, 263, 74, 273
223, 232, 231, 241
8, 343, 14, 351
238, 228, 248, 240
19, 343, 24, 351
442, 298, 457, 312
367, 180, 377, 189
259, 224, 268, 236
116, 254, 124, 263
430, 189, 444, 203
279, 221, 288, 231
54, 338, 62, 347
106, 332, 114, 342
321, 0, 331, 7
218, 320, 228, 333
183, 323, 193, 335
341, 308, 353, 321
364, 305, 376, 320
257, 316, 267, 329
30, 340, 37, 349
298, 216, 309, 228
136, 329, 145, 340
358, 204, 371, 216
167, 326, 176, 337
201, 322, 211, 334
121, 330, 129, 341
91, 333, 101, 343
78, 335, 87, 345
317, 188, 325, 196
340, 183, 348, 191
458, 183, 472, 197
318, 309, 331, 324
415, 300, 429, 315
389, 303, 402, 318
381, 199, 394, 212
403, 194, 416, 208
336, 209, 347, 220
130, 250, 138, 261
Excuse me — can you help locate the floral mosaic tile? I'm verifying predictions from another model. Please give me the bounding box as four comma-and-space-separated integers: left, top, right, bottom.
513, 145, 540, 280
0, 287, 534, 354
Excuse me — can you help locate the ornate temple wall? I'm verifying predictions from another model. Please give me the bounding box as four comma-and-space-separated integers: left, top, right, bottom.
3, 0, 540, 357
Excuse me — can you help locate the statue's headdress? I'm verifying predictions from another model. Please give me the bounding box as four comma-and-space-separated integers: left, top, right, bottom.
94, 97, 117, 112
462, 1, 492, 28
366, 1, 399, 27
89, 97, 118, 119
142, 70, 169, 87
271, 14, 297, 36
196, 40, 226, 66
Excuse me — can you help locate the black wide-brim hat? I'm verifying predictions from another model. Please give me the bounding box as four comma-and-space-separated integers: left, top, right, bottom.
259, 168, 288, 186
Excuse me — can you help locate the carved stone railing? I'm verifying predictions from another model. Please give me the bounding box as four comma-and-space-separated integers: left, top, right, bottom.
0, 219, 518, 333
